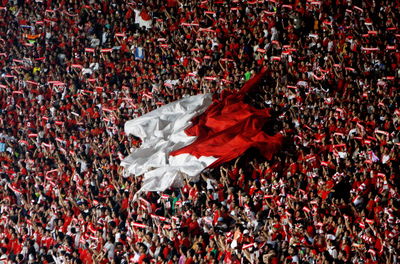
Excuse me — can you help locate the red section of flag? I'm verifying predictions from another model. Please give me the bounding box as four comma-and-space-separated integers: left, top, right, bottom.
171, 67, 282, 167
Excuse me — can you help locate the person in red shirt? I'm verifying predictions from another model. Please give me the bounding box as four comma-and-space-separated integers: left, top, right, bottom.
138, 243, 149, 264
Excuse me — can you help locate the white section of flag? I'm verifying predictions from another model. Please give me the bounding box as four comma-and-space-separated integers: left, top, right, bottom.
121, 93, 217, 191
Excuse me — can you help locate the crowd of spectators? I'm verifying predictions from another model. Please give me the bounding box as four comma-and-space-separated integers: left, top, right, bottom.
0, 0, 399, 263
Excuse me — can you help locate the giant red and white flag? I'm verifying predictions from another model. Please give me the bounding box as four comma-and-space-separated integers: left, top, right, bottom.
121, 67, 283, 192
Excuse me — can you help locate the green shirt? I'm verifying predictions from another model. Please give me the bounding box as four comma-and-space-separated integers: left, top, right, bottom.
244, 71, 252, 81
171, 196, 179, 214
